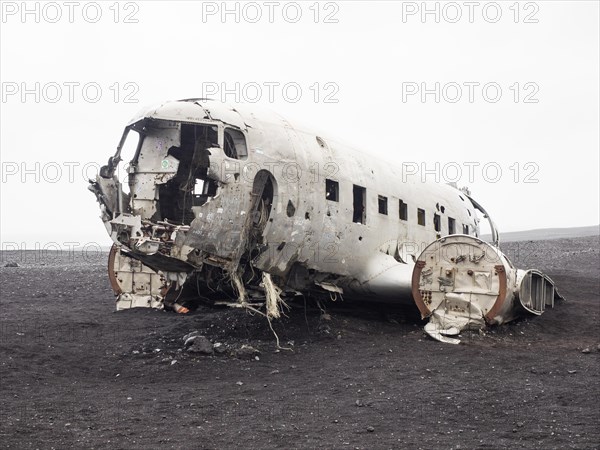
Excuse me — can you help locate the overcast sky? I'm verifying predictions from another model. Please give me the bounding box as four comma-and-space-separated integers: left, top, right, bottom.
1, 0, 598, 249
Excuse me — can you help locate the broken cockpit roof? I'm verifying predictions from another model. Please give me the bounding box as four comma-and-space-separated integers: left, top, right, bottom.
126, 98, 249, 130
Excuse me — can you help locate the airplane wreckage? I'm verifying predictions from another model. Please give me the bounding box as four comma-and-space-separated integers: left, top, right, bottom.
89, 99, 563, 344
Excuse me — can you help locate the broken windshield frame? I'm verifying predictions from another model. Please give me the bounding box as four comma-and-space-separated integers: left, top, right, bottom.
114, 122, 145, 168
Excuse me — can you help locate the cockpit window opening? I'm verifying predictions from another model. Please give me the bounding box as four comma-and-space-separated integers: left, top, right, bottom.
223, 128, 248, 160
116, 127, 142, 167
116, 127, 142, 196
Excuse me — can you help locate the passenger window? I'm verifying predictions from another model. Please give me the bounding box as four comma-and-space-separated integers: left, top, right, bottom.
325, 179, 339, 202
448, 217, 456, 234
353, 185, 366, 224
434, 213, 441, 232
378, 195, 388, 215
417, 208, 426, 226
399, 200, 408, 221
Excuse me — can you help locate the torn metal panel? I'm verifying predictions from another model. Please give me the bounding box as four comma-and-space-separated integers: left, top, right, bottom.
108, 245, 168, 310
517, 269, 561, 315
464, 193, 500, 247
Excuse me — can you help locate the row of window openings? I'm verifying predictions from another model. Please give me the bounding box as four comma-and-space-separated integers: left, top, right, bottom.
325, 179, 469, 234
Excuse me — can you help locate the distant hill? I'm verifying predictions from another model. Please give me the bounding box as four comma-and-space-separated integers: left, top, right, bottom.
482, 225, 599, 242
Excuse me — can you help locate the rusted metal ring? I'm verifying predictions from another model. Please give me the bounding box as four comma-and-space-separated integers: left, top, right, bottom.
484, 265, 507, 324
411, 260, 431, 318
107, 244, 122, 295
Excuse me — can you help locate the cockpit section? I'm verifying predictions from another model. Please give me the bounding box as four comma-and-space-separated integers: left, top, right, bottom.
89, 115, 250, 263
94, 119, 249, 222
88, 107, 256, 312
